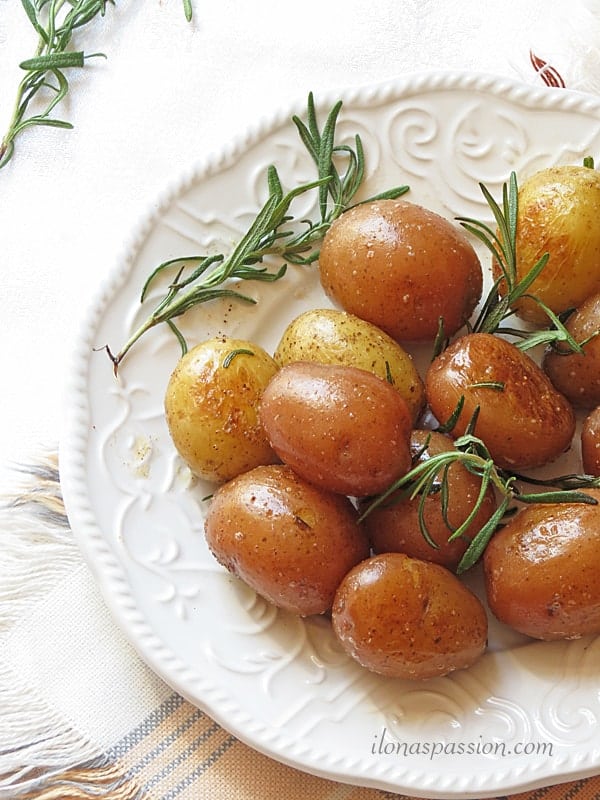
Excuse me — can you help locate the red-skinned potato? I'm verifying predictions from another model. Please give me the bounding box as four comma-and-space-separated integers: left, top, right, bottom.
543, 292, 600, 409
204, 464, 369, 617
318, 199, 483, 342
483, 489, 600, 640
331, 552, 488, 679
582, 406, 600, 476
425, 332, 576, 470
364, 430, 497, 571
259, 362, 413, 497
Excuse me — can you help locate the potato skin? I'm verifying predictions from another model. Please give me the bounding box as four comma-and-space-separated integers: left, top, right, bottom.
582, 406, 600, 476
483, 489, 600, 640
331, 552, 488, 679
365, 430, 497, 571
164, 337, 279, 483
543, 292, 600, 409
273, 308, 425, 422
259, 362, 413, 497
503, 165, 600, 324
318, 199, 483, 342
425, 333, 576, 470
204, 464, 369, 616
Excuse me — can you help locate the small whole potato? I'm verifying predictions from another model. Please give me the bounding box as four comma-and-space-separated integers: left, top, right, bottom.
364, 430, 497, 571
582, 406, 600, 476
483, 489, 600, 640
204, 464, 369, 616
318, 199, 483, 342
273, 308, 425, 422
498, 165, 600, 324
164, 337, 279, 483
259, 362, 413, 497
425, 332, 576, 470
331, 552, 488, 679
543, 292, 600, 409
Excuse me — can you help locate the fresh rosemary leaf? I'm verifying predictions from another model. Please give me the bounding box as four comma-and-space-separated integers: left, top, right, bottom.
20, 52, 87, 70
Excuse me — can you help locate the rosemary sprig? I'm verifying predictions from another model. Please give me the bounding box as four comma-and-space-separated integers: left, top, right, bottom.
2, 0, 194, 170
359, 407, 600, 574
106, 94, 409, 373
0, 0, 115, 170
456, 173, 583, 353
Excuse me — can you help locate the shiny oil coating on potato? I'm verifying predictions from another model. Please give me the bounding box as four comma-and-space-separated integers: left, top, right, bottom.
425, 332, 576, 470
259, 361, 413, 497
318, 199, 483, 342
331, 552, 488, 680
501, 165, 600, 325
483, 489, 600, 640
273, 307, 425, 422
164, 337, 279, 483
204, 464, 369, 617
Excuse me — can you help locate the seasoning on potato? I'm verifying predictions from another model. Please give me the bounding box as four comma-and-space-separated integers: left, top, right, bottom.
425, 332, 576, 470
543, 291, 600, 409
582, 406, 600, 476
331, 552, 488, 679
259, 361, 413, 497
273, 307, 425, 422
483, 489, 600, 640
318, 198, 483, 342
496, 164, 600, 325
204, 464, 370, 617
164, 336, 279, 483
364, 430, 498, 571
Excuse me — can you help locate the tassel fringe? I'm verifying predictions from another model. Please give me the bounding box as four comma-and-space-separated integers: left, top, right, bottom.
0, 453, 142, 799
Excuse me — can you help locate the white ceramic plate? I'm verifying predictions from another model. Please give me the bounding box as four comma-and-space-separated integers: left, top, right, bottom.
61, 73, 600, 798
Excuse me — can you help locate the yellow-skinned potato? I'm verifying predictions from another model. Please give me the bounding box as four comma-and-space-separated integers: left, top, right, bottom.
331, 552, 488, 679
164, 336, 279, 483
273, 308, 425, 422
499, 165, 600, 324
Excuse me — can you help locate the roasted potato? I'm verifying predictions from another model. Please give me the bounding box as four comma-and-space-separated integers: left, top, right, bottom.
204, 464, 369, 616
331, 552, 488, 679
543, 292, 600, 409
164, 337, 279, 483
483, 489, 600, 640
364, 430, 497, 571
259, 361, 413, 497
318, 199, 483, 342
425, 333, 576, 470
582, 406, 600, 476
273, 308, 425, 422
498, 165, 600, 325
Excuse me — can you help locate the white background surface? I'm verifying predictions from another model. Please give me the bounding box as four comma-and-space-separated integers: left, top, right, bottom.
1, 0, 599, 488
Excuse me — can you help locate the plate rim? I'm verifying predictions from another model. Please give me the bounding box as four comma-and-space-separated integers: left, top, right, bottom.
59, 70, 600, 798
